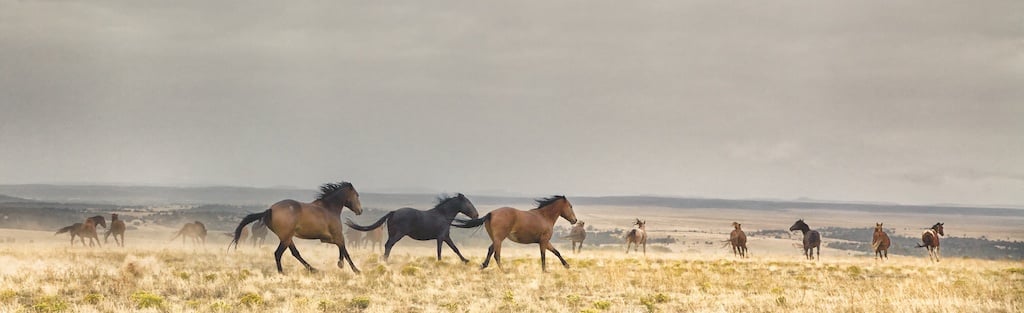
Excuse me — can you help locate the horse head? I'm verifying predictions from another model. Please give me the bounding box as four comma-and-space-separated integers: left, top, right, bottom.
454, 193, 479, 219
732, 222, 742, 230
90, 215, 107, 229
934, 222, 944, 236
558, 196, 577, 224
317, 181, 363, 215
789, 219, 808, 232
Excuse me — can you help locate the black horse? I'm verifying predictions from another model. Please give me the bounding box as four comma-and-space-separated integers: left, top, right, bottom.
789, 219, 820, 260
345, 193, 479, 262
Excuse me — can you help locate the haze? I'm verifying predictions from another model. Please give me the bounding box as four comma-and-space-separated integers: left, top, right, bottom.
1, 1, 1022, 206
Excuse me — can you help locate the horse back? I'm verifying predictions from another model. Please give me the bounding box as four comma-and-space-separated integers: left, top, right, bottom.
805, 230, 821, 248
922, 231, 938, 247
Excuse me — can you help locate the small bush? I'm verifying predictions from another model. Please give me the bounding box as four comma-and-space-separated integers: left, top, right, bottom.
175, 271, 190, 280
130, 291, 165, 309
503, 290, 515, 302
209, 301, 232, 312
83, 293, 103, 305
400, 264, 420, 276
32, 296, 68, 313
0, 290, 17, 303
349, 296, 370, 310
566, 294, 581, 306
593, 300, 611, 310
240, 293, 263, 307
318, 299, 338, 312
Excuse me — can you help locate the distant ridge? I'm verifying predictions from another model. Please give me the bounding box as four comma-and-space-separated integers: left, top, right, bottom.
0, 193, 32, 203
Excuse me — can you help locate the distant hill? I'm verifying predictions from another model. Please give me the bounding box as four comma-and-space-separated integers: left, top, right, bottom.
0, 184, 1021, 217
0, 194, 32, 203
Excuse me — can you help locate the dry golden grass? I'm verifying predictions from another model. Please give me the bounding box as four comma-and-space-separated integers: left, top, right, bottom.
0, 232, 1021, 313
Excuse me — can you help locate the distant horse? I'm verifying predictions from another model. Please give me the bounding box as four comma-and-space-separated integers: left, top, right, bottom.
250, 220, 269, 247
223, 225, 250, 244
55, 215, 106, 247
624, 219, 647, 255
453, 195, 577, 272
172, 221, 207, 245
104, 213, 126, 247
231, 181, 363, 273
344, 225, 364, 248
789, 219, 820, 260
916, 222, 944, 262
871, 222, 890, 261
563, 221, 586, 253
361, 225, 385, 252
728, 222, 748, 258
347, 193, 478, 262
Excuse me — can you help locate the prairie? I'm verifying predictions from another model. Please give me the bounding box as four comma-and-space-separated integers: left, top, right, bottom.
0, 227, 1021, 313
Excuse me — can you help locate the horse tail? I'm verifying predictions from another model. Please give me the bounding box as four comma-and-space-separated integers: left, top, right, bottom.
230, 210, 268, 251
871, 240, 881, 252
345, 211, 393, 231
451, 213, 490, 228
55, 225, 74, 235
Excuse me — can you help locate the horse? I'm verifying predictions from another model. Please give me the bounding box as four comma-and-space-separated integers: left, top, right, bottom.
563, 221, 586, 254
789, 219, 820, 260
916, 222, 944, 262
624, 219, 647, 255
231, 181, 363, 273
223, 226, 250, 244
250, 220, 269, 247
346, 193, 478, 262
871, 222, 890, 261
453, 195, 577, 272
104, 213, 126, 247
728, 222, 748, 258
55, 215, 106, 247
171, 221, 207, 245
361, 225, 385, 252
344, 225, 364, 248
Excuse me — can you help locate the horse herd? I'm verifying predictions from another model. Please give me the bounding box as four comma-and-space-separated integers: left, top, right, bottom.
53, 181, 950, 275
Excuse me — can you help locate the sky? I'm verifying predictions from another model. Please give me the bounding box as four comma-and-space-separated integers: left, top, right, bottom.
1, 1, 1022, 206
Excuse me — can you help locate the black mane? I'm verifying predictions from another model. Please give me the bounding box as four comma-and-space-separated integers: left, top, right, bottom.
534, 195, 566, 209
316, 181, 353, 207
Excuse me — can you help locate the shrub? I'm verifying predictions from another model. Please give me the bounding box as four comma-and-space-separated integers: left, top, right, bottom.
239, 293, 263, 307
349, 296, 370, 310
32, 296, 68, 313
593, 300, 612, 310
130, 291, 165, 309
83, 293, 103, 305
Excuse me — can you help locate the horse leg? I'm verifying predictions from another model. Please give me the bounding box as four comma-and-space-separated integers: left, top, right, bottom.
481, 244, 494, 269
382, 235, 402, 262
443, 238, 470, 263
273, 242, 288, 273
338, 243, 360, 273
543, 241, 569, 269
287, 244, 316, 273
642, 242, 646, 255
492, 241, 503, 269
435, 239, 444, 261
539, 245, 548, 272
936, 246, 941, 262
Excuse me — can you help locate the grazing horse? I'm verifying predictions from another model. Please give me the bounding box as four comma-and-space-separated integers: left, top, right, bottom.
55, 215, 106, 247
361, 225, 385, 252
871, 223, 891, 261
563, 221, 586, 254
171, 221, 207, 245
250, 220, 269, 247
104, 213, 126, 247
624, 219, 647, 255
347, 193, 478, 262
728, 222, 748, 258
453, 195, 577, 272
916, 222, 944, 262
789, 219, 820, 260
231, 182, 363, 273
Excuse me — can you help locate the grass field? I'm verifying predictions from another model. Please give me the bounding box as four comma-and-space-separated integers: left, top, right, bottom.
0, 229, 1021, 313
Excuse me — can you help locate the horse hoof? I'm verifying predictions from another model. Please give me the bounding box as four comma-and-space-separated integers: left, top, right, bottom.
337, 261, 345, 268
352, 269, 361, 274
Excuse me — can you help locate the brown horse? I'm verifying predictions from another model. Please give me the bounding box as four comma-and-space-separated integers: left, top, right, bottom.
104, 213, 126, 247
344, 225, 364, 248
361, 225, 385, 252
728, 222, 748, 258
453, 195, 577, 272
231, 182, 363, 273
251, 220, 269, 247
916, 222, 944, 262
171, 221, 207, 245
55, 215, 106, 247
563, 221, 586, 254
871, 222, 890, 261
624, 219, 647, 255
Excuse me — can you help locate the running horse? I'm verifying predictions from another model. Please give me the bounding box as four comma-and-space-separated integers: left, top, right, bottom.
624, 219, 647, 255
871, 222, 890, 261
453, 195, 577, 272
55, 215, 106, 247
231, 181, 363, 273
346, 193, 478, 262
563, 221, 586, 254
728, 222, 748, 258
104, 213, 126, 247
789, 219, 820, 260
916, 222, 944, 262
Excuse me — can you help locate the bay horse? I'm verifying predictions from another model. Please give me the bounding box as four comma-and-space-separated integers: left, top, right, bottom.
871, 222, 890, 261
251, 220, 269, 247
789, 219, 820, 260
361, 225, 385, 252
171, 221, 207, 245
453, 195, 577, 272
231, 182, 363, 273
563, 221, 586, 254
728, 222, 748, 258
346, 193, 478, 262
916, 222, 944, 262
624, 219, 647, 255
55, 215, 106, 247
104, 213, 126, 247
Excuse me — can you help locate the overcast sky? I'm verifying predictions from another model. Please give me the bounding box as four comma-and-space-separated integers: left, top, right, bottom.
1, 1, 1021, 206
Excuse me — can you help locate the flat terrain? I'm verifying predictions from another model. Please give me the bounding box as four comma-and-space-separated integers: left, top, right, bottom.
0, 227, 1021, 313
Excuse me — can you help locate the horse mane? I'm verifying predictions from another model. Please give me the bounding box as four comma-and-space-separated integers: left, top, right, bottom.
533, 195, 566, 210
434, 193, 463, 207
316, 181, 353, 207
